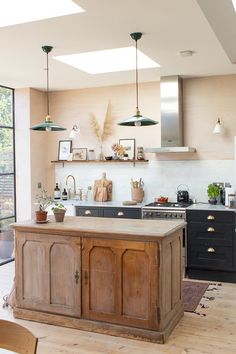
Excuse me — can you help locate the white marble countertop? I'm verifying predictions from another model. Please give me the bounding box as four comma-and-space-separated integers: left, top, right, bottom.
187, 203, 236, 211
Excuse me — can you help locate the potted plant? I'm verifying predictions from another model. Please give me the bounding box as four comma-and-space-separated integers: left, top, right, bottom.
35, 190, 53, 223
207, 184, 220, 205
52, 203, 67, 222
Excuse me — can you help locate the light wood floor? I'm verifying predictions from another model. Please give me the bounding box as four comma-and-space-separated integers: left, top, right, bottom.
1, 262, 236, 354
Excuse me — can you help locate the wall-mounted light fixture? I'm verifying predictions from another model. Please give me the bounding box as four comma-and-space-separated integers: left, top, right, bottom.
30, 45, 66, 131
69, 124, 80, 140
213, 118, 224, 134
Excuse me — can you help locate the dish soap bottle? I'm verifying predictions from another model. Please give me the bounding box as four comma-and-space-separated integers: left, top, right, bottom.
54, 183, 61, 200
62, 188, 68, 200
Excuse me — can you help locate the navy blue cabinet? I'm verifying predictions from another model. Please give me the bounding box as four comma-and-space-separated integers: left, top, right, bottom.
75, 206, 141, 219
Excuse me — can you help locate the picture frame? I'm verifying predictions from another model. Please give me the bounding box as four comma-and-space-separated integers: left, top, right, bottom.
72, 148, 87, 161
58, 140, 72, 161
119, 138, 136, 160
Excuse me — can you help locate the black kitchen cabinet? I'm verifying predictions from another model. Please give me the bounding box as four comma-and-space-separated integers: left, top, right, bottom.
75, 206, 141, 219
186, 209, 236, 283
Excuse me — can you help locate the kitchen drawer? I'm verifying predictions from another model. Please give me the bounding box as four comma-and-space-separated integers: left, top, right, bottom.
188, 244, 233, 270
103, 207, 141, 219
187, 210, 235, 224
75, 207, 103, 217
187, 223, 234, 246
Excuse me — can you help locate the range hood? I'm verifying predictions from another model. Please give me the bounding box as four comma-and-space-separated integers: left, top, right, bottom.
145, 75, 196, 153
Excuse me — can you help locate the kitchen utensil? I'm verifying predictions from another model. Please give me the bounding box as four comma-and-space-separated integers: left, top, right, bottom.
176, 184, 189, 203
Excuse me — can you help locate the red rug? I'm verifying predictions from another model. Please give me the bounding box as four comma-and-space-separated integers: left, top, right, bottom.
182, 280, 209, 312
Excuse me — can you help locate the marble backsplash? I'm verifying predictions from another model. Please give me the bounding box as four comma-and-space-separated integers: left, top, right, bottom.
55, 159, 235, 204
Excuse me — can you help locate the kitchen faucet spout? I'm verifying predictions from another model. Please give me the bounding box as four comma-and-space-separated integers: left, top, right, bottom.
66, 175, 76, 199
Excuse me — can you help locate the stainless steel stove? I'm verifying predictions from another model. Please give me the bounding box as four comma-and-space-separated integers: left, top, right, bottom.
142, 202, 192, 219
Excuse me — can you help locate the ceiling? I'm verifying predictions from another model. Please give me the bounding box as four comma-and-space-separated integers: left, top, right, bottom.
0, 0, 236, 91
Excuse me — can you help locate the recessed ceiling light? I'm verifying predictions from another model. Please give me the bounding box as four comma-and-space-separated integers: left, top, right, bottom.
54, 47, 160, 74
0, 0, 84, 27
232, 0, 236, 11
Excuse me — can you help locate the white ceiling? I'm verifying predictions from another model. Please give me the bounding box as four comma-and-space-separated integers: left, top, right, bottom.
0, 0, 236, 91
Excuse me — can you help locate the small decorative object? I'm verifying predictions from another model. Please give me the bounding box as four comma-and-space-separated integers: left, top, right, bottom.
72, 147, 87, 160
88, 149, 95, 160
207, 184, 220, 205
93, 172, 112, 201
90, 101, 113, 160
137, 146, 145, 160
58, 140, 72, 161
119, 138, 135, 160
35, 190, 53, 223
112, 143, 126, 159
51, 203, 67, 222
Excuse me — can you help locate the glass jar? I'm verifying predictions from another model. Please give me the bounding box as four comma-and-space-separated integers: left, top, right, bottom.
228, 194, 235, 208
88, 149, 95, 160
137, 146, 145, 160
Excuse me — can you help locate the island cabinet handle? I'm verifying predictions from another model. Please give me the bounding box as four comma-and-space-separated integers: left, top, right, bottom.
85, 210, 91, 215
84, 270, 89, 285
207, 247, 215, 253
207, 215, 215, 220
207, 227, 215, 232
74, 270, 80, 284
117, 211, 124, 216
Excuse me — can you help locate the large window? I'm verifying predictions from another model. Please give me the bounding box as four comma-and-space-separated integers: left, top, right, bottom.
0, 86, 15, 265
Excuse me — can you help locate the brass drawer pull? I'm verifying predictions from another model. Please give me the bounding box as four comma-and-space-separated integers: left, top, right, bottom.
117, 211, 124, 216
207, 215, 215, 220
207, 227, 215, 232
85, 210, 91, 215
207, 247, 215, 253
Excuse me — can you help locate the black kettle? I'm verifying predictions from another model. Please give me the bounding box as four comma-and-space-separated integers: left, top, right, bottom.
177, 184, 189, 203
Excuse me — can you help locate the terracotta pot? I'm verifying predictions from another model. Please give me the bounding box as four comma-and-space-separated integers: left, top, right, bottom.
53, 210, 66, 222
131, 188, 144, 203
35, 210, 48, 222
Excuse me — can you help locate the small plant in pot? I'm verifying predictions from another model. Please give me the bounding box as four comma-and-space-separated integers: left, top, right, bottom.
207, 184, 220, 205
52, 203, 67, 222
35, 190, 53, 222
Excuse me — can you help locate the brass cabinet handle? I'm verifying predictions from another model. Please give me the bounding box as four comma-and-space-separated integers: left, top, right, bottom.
117, 211, 124, 216
207, 247, 215, 253
85, 210, 91, 215
207, 227, 215, 232
207, 215, 215, 220
84, 270, 89, 285
74, 270, 80, 284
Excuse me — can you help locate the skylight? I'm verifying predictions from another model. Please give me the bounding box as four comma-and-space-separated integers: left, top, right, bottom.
0, 0, 84, 27
232, 0, 236, 11
54, 47, 160, 74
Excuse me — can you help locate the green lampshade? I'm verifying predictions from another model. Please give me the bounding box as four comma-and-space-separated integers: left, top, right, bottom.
30, 115, 66, 131
118, 110, 158, 126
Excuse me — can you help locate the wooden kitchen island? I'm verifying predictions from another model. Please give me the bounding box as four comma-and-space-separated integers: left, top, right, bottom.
12, 216, 185, 344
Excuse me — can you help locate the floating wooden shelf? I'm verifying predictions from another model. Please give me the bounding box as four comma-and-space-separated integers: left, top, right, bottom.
51, 159, 149, 167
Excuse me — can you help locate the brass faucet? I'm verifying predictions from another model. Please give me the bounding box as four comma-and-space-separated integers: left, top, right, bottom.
66, 175, 76, 199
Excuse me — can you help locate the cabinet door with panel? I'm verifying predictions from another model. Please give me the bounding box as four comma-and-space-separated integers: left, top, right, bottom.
15, 232, 81, 317
82, 237, 158, 329
103, 207, 141, 219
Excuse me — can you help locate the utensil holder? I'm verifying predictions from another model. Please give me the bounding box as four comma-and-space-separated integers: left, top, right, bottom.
131, 188, 144, 202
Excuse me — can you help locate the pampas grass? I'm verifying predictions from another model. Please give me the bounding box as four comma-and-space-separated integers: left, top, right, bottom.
90, 101, 113, 144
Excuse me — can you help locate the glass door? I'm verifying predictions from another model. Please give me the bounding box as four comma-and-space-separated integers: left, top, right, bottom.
0, 86, 15, 265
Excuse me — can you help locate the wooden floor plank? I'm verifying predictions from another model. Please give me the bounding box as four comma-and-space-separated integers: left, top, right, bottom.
1, 262, 236, 353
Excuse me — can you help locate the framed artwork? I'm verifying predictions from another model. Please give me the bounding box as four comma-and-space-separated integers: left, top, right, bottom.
58, 140, 72, 161
72, 148, 87, 161
119, 138, 136, 160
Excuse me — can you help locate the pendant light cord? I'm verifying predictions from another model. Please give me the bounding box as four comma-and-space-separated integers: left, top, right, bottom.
135, 38, 139, 111
46, 51, 50, 116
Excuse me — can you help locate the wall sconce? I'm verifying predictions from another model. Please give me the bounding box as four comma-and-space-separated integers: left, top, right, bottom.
69, 125, 80, 140
213, 118, 224, 134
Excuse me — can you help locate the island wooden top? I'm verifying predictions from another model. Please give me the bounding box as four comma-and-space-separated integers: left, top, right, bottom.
12, 216, 185, 242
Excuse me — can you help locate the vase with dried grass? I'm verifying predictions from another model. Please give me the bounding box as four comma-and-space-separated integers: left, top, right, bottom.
90, 101, 113, 160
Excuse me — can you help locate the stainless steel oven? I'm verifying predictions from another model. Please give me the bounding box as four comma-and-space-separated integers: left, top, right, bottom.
142, 202, 191, 274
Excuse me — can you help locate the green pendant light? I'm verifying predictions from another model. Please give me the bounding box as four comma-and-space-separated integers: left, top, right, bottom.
31, 45, 66, 131
118, 32, 158, 127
